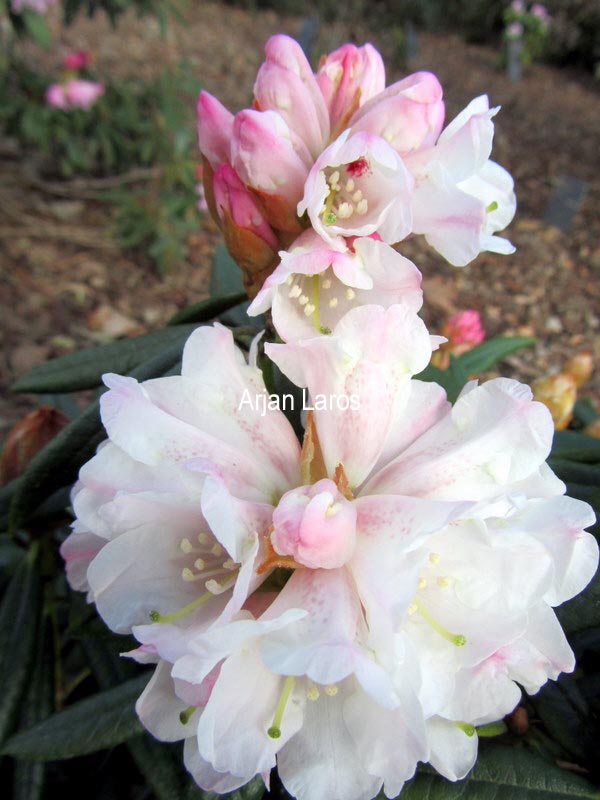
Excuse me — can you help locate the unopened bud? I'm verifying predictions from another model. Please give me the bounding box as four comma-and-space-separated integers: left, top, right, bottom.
0, 406, 69, 485
532, 371, 577, 431
563, 349, 593, 389
506, 705, 529, 735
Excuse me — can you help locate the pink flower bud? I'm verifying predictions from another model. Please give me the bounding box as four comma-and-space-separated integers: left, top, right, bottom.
63, 50, 91, 71
507, 21, 524, 38
511, 0, 525, 12
212, 164, 278, 250
45, 83, 68, 109
317, 42, 385, 138
197, 91, 234, 169
272, 479, 357, 570
351, 71, 445, 156
64, 79, 104, 110
442, 310, 486, 352
254, 34, 329, 158
232, 109, 310, 231
531, 4, 550, 23
0, 406, 68, 485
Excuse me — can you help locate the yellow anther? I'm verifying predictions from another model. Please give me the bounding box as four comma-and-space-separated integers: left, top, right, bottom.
289, 285, 302, 299
324, 685, 338, 697
284, 274, 293, 285
211, 543, 223, 557
299, 294, 309, 306
182, 568, 196, 582
356, 198, 368, 215
437, 576, 450, 588
429, 552, 441, 564
345, 178, 355, 192
418, 577, 427, 590
328, 297, 338, 308
345, 288, 355, 300
304, 303, 316, 316
222, 559, 236, 571
322, 278, 332, 290
306, 686, 320, 701
352, 189, 363, 203
198, 533, 209, 545
194, 558, 205, 571
407, 602, 418, 615
180, 538, 193, 553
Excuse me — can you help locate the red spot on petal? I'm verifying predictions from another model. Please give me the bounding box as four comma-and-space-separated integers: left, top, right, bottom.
346, 157, 369, 177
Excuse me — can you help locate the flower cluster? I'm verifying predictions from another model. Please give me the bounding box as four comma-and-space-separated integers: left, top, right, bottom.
504, 1, 551, 62
62, 35, 596, 800
197, 36, 516, 299
46, 50, 104, 112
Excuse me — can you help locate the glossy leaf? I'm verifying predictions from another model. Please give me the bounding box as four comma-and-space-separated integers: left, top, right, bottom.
457, 336, 536, 374
12, 323, 199, 394
167, 292, 247, 326
0, 546, 41, 746
400, 744, 599, 799
2, 674, 149, 761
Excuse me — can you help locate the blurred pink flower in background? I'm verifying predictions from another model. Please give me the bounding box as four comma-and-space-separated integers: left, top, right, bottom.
45, 83, 68, 109
10, 0, 57, 12
531, 3, 550, 23
46, 79, 105, 111
506, 21, 524, 38
63, 50, 92, 71
510, 0, 525, 12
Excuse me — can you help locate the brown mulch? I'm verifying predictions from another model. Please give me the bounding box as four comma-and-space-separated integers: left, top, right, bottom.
1, 1, 599, 441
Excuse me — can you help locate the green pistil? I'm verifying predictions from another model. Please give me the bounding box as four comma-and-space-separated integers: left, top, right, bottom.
267, 676, 295, 739
179, 706, 196, 725
311, 275, 324, 333
324, 211, 337, 225
477, 721, 507, 737
455, 721, 476, 737
414, 599, 466, 647
149, 590, 213, 624
486, 200, 499, 213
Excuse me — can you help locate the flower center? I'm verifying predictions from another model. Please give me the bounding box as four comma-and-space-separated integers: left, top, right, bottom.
148, 531, 239, 623
283, 269, 356, 334
271, 478, 357, 570
320, 165, 370, 226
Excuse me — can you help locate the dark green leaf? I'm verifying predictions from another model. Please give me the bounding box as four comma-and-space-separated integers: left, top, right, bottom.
0, 545, 41, 746
210, 243, 244, 297
417, 356, 469, 404
556, 572, 600, 635
456, 336, 536, 374
210, 245, 261, 327
572, 399, 598, 428
13, 613, 55, 800
128, 737, 186, 800
21, 10, 51, 47
168, 292, 248, 326
551, 431, 600, 463
531, 674, 597, 765
400, 744, 599, 799
12, 324, 199, 394
184, 775, 266, 800
2, 674, 149, 761
548, 459, 600, 487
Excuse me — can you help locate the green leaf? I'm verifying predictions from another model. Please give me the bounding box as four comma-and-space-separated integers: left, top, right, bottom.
209, 244, 261, 327
21, 10, 51, 47
548, 459, 600, 487
12, 323, 199, 394
551, 431, 600, 463
9, 339, 189, 530
168, 292, 248, 326
556, 572, 600, 635
456, 336, 536, 374
572, 398, 598, 427
210, 244, 244, 296
184, 775, 266, 800
13, 613, 55, 800
2, 674, 149, 761
0, 545, 41, 746
417, 356, 469, 404
530, 675, 597, 765
400, 744, 600, 799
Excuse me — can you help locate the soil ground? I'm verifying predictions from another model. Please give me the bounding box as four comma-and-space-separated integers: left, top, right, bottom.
1, 1, 599, 440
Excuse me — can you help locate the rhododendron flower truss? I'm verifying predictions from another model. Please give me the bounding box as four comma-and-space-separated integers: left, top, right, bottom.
63, 317, 597, 800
